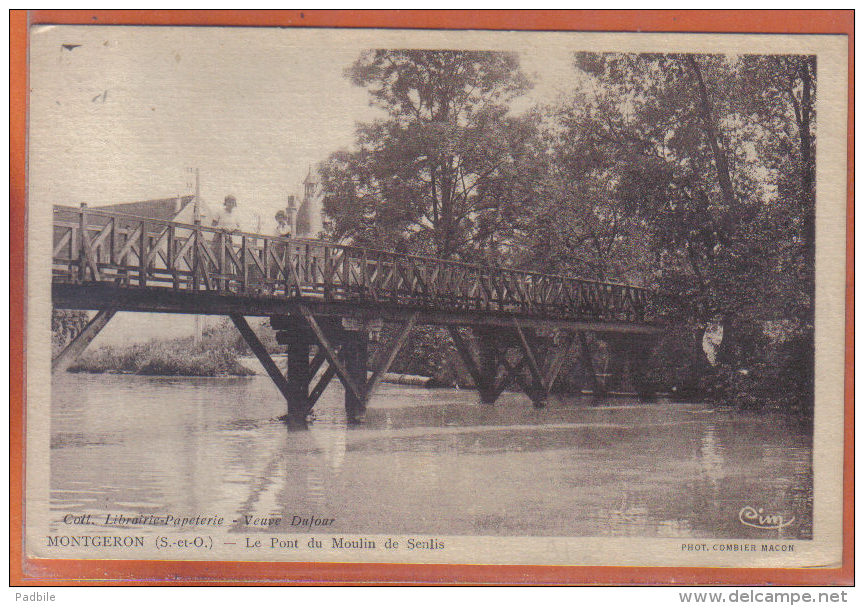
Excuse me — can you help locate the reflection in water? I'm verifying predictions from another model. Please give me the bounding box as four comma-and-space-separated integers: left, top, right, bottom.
51, 374, 813, 539
700, 423, 726, 487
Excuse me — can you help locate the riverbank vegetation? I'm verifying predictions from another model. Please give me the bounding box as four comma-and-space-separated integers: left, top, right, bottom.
64, 318, 262, 377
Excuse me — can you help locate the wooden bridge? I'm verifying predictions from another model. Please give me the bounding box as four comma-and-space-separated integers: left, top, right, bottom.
52, 204, 664, 426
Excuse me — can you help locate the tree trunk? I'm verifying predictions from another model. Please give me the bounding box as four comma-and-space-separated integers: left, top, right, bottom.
687, 56, 737, 209
440, 158, 455, 258
798, 56, 816, 261
430, 162, 440, 248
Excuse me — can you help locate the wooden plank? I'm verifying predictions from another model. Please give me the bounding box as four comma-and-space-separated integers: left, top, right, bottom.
90, 220, 113, 255
341, 248, 351, 292
542, 331, 578, 391
578, 330, 601, 393
381, 263, 396, 297
108, 218, 117, 267
145, 226, 172, 266
52, 307, 116, 373
81, 228, 101, 281
138, 223, 148, 287
77, 209, 101, 281
287, 252, 303, 297
196, 234, 219, 272
195, 239, 214, 290
512, 318, 544, 387
309, 349, 326, 377
297, 304, 365, 403
447, 325, 486, 390
77, 207, 87, 281
268, 245, 286, 281
245, 239, 266, 276
428, 265, 440, 300
241, 236, 249, 291
396, 263, 414, 297
154, 248, 170, 270
494, 357, 528, 401
307, 364, 337, 409
229, 314, 297, 404
167, 225, 177, 289
511, 273, 531, 311
408, 259, 424, 295
173, 230, 196, 270
360, 250, 368, 297
279, 245, 291, 294
365, 312, 417, 399
262, 239, 271, 290
53, 228, 72, 258
224, 240, 243, 274
219, 231, 227, 291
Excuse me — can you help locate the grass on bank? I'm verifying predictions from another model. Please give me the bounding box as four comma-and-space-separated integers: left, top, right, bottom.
68, 321, 262, 377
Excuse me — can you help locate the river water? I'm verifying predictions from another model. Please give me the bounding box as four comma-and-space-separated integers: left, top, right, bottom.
50, 374, 812, 540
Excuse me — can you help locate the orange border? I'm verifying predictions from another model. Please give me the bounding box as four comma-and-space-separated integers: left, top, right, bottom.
9, 10, 854, 586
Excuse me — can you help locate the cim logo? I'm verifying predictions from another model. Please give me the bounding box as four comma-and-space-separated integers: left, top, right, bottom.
738, 506, 795, 531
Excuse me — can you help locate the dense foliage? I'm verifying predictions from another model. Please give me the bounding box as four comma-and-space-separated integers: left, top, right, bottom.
319, 50, 540, 262
321, 50, 817, 416
51, 309, 90, 356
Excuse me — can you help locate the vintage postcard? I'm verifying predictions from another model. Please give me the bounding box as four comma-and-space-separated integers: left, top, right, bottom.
16, 13, 850, 584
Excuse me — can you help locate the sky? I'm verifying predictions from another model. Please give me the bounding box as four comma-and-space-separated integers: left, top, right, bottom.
29, 25, 581, 226
29, 25, 581, 344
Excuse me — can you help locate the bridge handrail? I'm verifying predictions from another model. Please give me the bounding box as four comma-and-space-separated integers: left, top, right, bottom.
53, 205, 653, 296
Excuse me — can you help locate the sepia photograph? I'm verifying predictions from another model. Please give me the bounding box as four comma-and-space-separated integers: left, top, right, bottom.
18, 16, 849, 581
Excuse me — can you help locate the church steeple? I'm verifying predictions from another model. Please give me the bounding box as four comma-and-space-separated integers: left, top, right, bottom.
296, 165, 320, 238
303, 165, 318, 199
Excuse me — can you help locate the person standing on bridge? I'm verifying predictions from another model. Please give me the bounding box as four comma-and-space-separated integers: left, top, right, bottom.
210, 195, 246, 291
268, 210, 293, 291
212, 194, 243, 233
272, 209, 292, 239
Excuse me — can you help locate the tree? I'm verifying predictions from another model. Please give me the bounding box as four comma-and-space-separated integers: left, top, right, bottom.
514, 90, 655, 284
548, 52, 816, 413
52, 309, 89, 356
320, 50, 540, 260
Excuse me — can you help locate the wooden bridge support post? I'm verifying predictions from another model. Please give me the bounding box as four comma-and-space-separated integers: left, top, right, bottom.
342, 327, 369, 424
448, 327, 492, 403
297, 305, 367, 425
578, 331, 602, 395
620, 335, 658, 400
512, 320, 549, 408
603, 338, 629, 394
284, 338, 313, 416
475, 328, 500, 404
603, 334, 657, 399
230, 313, 307, 427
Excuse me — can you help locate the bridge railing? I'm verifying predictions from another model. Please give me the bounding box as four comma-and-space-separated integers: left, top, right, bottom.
52, 205, 654, 322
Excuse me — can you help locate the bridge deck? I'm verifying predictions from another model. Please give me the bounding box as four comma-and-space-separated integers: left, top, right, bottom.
52, 205, 661, 334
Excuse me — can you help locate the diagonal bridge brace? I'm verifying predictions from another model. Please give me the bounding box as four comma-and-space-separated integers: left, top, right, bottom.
365, 311, 418, 400
298, 306, 418, 421
297, 305, 366, 405
448, 326, 530, 404
448, 323, 579, 407
52, 306, 117, 374
298, 305, 418, 421
230, 313, 307, 426
234, 309, 419, 426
